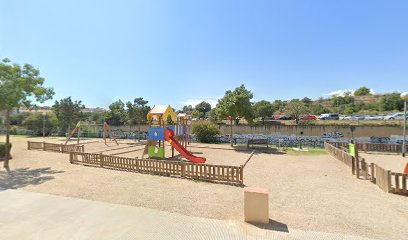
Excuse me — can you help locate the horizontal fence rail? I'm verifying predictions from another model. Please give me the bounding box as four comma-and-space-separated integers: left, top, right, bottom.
325, 142, 407, 196
328, 141, 408, 153
69, 152, 243, 185
27, 141, 85, 154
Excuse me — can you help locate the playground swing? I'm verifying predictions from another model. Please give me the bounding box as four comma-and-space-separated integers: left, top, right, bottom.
65, 121, 119, 146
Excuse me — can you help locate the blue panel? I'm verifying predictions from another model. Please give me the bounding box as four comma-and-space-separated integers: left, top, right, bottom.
168, 125, 174, 132
148, 128, 164, 140
183, 126, 187, 134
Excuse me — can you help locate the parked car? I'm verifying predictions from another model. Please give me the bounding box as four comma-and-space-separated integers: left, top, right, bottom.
349, 115, 365, 120
300, 115, 316, 120
276, 116, 293, 120
364, 115, 383, 120
319, 113, 340, 120
384, 113, 407, 120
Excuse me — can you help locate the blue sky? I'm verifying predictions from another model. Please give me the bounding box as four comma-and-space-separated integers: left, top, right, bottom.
1, 0, 407, 109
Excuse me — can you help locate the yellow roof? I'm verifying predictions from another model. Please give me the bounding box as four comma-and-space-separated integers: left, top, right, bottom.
147, 105, 176, 122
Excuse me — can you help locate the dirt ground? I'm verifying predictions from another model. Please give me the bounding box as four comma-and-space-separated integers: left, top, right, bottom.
1, 136, 408, 240
360, 152, 408, 172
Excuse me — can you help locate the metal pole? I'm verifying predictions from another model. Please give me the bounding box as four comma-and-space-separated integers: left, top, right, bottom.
403, 100, 407, 157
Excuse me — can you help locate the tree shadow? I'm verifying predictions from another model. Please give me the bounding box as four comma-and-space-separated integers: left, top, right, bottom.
233, 146, 287, 155
250, 219, 289, 233
0, 167, 64, 190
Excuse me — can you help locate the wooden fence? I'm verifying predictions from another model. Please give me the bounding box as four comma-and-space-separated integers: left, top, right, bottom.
28, 141, 85, 153
328, 141, 408, 154
69, 152, 244, 185
325, 142, 407, 196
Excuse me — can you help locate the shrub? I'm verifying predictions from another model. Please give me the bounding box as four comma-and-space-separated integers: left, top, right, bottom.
192, 121, 220, 143
0, 143, 12, 158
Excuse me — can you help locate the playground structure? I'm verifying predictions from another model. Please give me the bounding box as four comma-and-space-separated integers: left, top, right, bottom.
65, 121, 119, 146
144, 105, 206, 163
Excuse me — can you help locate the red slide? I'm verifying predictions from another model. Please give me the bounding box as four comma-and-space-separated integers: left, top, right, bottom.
164, 129, 206, 163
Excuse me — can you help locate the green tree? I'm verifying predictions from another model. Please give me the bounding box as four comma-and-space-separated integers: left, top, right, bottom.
0, 58, 54, 168
272, 100, 286, 113
105, 100, 127, 126
354, 86, 371, 96
216, 85, 254, 146
283, 100, 310, 124
52, 97, 85, 133
182, 105, 193, 114
301, 97, 312, 104
309, 104, 330, 115
379, 93, 404, 111
253, 100, 274, 124
194, 101, 212, 117
22, 112, 59, 136
9, 112, 32, 125
126, 97, 150, 141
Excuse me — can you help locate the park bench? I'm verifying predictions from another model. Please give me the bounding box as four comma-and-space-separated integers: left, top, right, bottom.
247, 139, 269, 149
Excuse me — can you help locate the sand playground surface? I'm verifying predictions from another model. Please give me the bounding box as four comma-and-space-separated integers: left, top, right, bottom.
1, 136, 407, 240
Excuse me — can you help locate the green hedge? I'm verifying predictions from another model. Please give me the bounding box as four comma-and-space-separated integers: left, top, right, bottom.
192, 121, 220, 143
0, 143, 12, 158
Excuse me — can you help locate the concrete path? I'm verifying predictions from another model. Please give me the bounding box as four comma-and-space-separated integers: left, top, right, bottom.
0, 189, 372, 240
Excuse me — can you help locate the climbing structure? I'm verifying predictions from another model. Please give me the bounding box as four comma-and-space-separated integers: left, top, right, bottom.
145, 105, 205, 163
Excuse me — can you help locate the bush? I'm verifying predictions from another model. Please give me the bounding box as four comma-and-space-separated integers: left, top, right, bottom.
192, 121, 220, 143
0, 143, 12, 158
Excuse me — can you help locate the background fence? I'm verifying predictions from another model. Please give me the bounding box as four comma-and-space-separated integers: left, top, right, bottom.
325, 142, 407, 196
69, 152, 243, 185
328, 141, 408, 153
27, 141, 84, 153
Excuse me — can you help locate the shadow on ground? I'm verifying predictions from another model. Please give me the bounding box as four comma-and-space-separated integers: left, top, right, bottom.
0, 167, 64, 190
250, 219, 289, 233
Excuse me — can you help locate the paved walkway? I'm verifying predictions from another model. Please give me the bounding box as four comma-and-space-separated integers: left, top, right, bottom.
0, 189, 372, 240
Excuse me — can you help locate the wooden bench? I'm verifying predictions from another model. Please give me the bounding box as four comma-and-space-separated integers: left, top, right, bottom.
247, 139, 268, 149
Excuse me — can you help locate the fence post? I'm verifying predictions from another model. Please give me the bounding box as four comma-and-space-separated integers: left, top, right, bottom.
386, 170, 391, 193
181, 162, 185, 177
355, 144, 360, 179
27, 141, 31, 150
61, 144, 64, 153
100, 154, 104, 167
81, 145, 85, 153
239, 165, 244, 185
370, 163, 375, 183
42, 141, 46, 151
69, 152, 73, 164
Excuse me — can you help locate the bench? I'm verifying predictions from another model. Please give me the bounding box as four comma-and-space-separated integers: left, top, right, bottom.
247, 139, 268, 149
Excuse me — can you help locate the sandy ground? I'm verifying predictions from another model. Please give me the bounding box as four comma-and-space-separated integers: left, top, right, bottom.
1, 136, 408, 240
359, 152, 408, 172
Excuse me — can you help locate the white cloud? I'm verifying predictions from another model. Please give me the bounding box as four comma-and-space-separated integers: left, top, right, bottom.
181, 98, 219, 108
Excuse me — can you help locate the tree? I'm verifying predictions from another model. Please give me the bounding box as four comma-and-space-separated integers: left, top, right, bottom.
126, 97, 150, 141
9, 112, 31, 125
0, 58, 54, 168
283, 100, 309, 124
22, 112, 59, 136
216, 85, 254, 146
379, 93, 404, 111
53, 97, 85, 133
105, 100, 127, 126
354, 86, 371, 96
181, 105, 193, 114
253, 100, 274, 124
309, 104, 330, 115
195, 101, 212, 116
301, 97, 312, 104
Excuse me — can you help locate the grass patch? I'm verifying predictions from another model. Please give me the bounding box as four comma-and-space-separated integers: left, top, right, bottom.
281, 147, 327, 156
